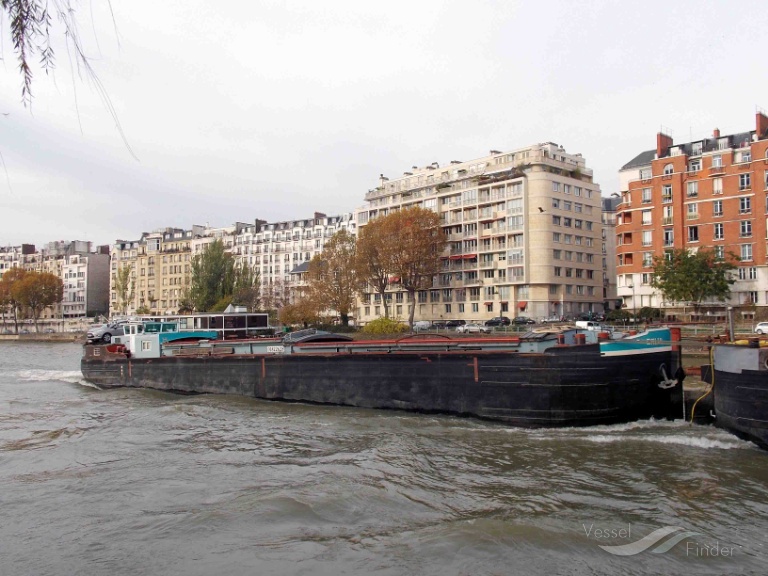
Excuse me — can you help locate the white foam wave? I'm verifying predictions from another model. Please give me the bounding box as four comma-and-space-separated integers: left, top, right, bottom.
16, 369, 88, 386
585, 433, 749, 450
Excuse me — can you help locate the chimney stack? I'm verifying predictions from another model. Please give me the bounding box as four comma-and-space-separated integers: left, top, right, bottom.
757, 112, 768, 138
713, 128, 720, 139
656, 132, 673, 158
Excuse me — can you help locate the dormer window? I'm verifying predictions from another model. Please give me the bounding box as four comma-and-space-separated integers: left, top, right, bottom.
691, 142, 702, 156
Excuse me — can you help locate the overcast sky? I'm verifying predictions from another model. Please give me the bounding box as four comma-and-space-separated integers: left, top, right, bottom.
1, 0, 766, 248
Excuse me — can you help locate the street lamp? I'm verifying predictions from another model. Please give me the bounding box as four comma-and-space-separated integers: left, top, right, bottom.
627, 281, 636, 325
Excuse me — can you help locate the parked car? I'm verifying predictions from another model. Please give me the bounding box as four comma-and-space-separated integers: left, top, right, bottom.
413, 320, 432, 331
541, 316, 563, 324
513, 316, 536, 325
484, 316, 511, 327
445, 319, 467, 328
755, 322, 768, 335
87, 321, 127, 343
456, 323, 490, 334
431, 321, 447, 329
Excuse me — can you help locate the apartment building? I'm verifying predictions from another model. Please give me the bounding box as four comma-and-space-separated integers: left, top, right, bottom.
1, 241, 109, 319
111, 227, 204, 316
0, 244, 36, 278
61, 252, 110, 317
355, 144, 604, 324
616, 111, 768, 316
234, 213, 356, 303
601, 196, 620, 310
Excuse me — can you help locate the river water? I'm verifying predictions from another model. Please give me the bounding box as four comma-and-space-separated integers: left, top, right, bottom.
1, 342, 766, 576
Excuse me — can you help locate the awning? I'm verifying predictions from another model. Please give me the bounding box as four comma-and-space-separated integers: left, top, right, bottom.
462, 254, 477, 259
500, 300, 508, 304
484, 301, 493, 305
518, 301, 527, 309
449, 255, 463, 260
388, 276, 400, 283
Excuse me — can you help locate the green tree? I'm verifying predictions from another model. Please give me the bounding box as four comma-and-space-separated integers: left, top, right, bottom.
13, 271, 63, 332
113, 263, 135, 315
0, 267, 28, 333
189, 240, 235, 312
651, 249, 737, 314
306, 230, 359, 326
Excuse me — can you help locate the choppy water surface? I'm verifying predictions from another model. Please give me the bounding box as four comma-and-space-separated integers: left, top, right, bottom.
1, 342, 766, 575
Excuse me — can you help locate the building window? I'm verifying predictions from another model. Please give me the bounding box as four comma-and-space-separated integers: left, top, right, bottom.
642, 230, 652, 246
687, 203, 698, 219
643, 252, 653, 267
741, 244, 753, 261
663, 229, 674, 246
688, 226, 699, 242
663, 164, 674, 175
662, 185, 672, 203
714, 246, 725, 260
713, 223, 724, 240
713, 201, 723, 217
748, 291, 758, 304
740, 173, 751, 190
740, 221, 752, 238
712, 154, 723, 168
642, 210, 652, 225
686, 181, 698, 197
688, 159, 701, 173
552, 182, 560, 192
641, 188, 652, 203
740, 197, 752, 214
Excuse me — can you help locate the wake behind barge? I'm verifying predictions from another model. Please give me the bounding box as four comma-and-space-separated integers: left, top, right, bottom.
81, 323, 684, 428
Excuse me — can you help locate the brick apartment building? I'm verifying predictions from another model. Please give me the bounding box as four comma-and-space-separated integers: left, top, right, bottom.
616, 111, 768, 318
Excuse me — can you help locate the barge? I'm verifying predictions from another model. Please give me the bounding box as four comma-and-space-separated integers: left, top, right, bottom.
702, 340, 768, 449
81, 323, 684, 427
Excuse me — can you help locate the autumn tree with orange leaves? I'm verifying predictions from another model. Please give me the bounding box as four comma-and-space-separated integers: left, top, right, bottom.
357, 207, 446, 327
15, 271, 64, 332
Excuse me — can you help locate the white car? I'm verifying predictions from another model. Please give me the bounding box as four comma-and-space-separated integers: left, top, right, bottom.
456, 323, 490, 334
755, 322, 768, 335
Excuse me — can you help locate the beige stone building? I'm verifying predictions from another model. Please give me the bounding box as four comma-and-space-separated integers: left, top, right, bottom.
355, 144, 604, 324
111, 227, 204, 316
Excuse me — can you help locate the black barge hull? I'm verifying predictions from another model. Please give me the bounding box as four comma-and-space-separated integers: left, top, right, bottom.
82, 344, 680, 427
699, 343, 768, 449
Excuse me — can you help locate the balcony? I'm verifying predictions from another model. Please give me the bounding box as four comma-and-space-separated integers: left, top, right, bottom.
709, 165, 725, 175
686, 213, 699, 221
663, 217, 674, 225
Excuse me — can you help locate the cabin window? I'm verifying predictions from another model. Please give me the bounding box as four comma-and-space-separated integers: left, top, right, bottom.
141, 341, 152, 351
